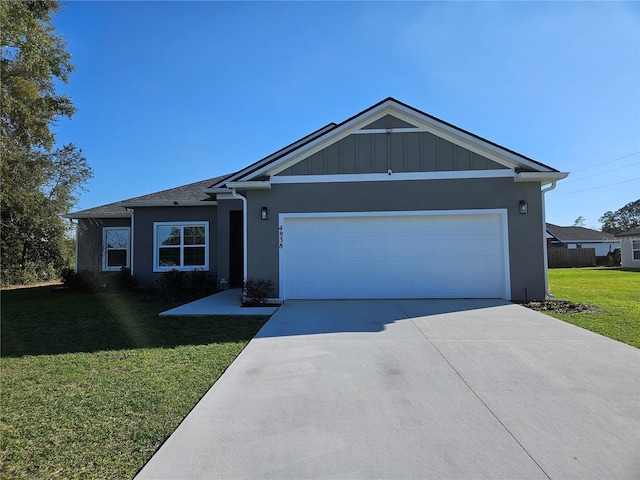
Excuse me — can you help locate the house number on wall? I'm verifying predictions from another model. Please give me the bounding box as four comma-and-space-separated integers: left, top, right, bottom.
278, 225, 284, 248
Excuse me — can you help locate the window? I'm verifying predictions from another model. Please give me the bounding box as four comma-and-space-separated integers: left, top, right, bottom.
153, 222, 209, 271
633, 239, 640, 261
103, 227, 130, 271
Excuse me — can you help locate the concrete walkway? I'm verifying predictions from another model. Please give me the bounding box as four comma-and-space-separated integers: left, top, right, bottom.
138, 299, 640, 479
159, 289, 280, 316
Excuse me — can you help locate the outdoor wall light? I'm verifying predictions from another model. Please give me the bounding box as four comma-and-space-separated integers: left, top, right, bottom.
519, 200, 528, 214
261, 206, 268, 220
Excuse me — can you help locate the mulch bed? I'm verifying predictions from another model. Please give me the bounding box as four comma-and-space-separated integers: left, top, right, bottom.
519, 300, 599, 314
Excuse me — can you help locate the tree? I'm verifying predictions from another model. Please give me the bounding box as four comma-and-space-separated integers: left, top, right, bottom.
573, 216, 586, 227
599, 200, 640, 234
1, 0, 92, 285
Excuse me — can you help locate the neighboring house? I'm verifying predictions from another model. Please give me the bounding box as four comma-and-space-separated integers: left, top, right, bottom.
546, 223, 620, 256
66, 98, 568, 301
615, 228, 640, 268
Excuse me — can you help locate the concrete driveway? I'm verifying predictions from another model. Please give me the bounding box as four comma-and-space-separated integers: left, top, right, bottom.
136, 299, 640, 480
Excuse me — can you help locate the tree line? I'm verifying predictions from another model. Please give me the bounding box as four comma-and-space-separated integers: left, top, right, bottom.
1, 0, 92, 285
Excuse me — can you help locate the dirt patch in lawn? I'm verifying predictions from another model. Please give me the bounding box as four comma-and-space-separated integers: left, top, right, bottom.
520, 300, 599, 314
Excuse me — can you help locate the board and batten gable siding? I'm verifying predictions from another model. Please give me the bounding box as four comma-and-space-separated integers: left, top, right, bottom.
276, 131, 508, 177
244, 178, 545, 301
131, 206, 218, 287
76, 217, 132, 272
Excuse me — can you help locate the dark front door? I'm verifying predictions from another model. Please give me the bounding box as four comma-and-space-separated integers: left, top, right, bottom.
229, 210, 244, 287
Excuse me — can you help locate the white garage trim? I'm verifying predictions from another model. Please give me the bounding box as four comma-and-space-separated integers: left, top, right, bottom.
278, 209, 511, 300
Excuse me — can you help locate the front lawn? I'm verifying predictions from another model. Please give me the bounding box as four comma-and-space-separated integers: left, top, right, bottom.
546, 268, 640, 348
0, 286, 269, 479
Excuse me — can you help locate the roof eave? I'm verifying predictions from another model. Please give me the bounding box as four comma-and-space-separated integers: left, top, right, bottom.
64, 213, 132, 220
514, 172, 569, 185
117, 201, 217, 208
224, 181, 271, 190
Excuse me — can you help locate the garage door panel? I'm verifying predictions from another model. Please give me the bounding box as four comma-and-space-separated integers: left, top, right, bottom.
281, 212, 508, 299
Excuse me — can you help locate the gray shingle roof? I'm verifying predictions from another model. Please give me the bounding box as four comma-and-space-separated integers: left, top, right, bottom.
67, 175, 230, 218
546, 223, 618, 242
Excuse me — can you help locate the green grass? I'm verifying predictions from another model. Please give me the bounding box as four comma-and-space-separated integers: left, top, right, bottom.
1, 286, 269, 479
547, 268, 640, 348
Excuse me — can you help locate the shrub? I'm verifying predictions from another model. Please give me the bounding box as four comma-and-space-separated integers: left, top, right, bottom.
190, 268, 209, 291
158, 269, 185, 298
60, 268, 78, 289
242, 278, 274, 305
61, 269, 107, 292
1, 261, 59, 286
115, 267, 137, 291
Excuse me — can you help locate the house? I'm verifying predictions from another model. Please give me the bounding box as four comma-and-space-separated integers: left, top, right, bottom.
546, 223, 620, 256
67, 98, 569, 301
615, 228, 640, 268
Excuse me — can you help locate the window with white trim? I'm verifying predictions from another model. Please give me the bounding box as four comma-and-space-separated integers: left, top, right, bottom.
103, 227, 130, 271
153, 222, 209, 271
633, 239, 640, 260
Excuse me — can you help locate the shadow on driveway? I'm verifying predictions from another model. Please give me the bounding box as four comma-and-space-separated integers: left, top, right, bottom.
256, 298, 512, 338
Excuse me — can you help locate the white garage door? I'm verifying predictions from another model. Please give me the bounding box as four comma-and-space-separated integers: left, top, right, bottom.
279, 211, 510, 300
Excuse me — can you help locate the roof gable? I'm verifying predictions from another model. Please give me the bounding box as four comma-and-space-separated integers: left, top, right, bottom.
225, 97, 561, 184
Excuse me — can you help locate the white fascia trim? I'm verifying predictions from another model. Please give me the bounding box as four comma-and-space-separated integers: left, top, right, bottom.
202, 187, 231, 195
225, 181, 271, 190
271, 169, 514, 185
514, 172, 569, 184
65, 213, 131, 219
278, 208, 511, 301
118, 201, 217, 208
215, 192, 239, 201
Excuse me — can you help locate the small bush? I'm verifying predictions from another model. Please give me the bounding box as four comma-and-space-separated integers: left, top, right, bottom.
61, 269, 107, 292
60, 268, 78, 289
242, 278, 274, 305
115, 267, 137, 291
61, 268, 136, 292
190, 268, 209, 291
158, 269, 185, 298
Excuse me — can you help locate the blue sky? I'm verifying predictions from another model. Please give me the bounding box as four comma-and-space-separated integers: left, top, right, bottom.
53, 1, 639, 229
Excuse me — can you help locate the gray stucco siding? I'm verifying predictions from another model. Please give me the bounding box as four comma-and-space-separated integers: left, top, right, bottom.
245, 178, 545, 301
76, 217, 132, 272
278, 132, 508, 176
131, 206, 218, 288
